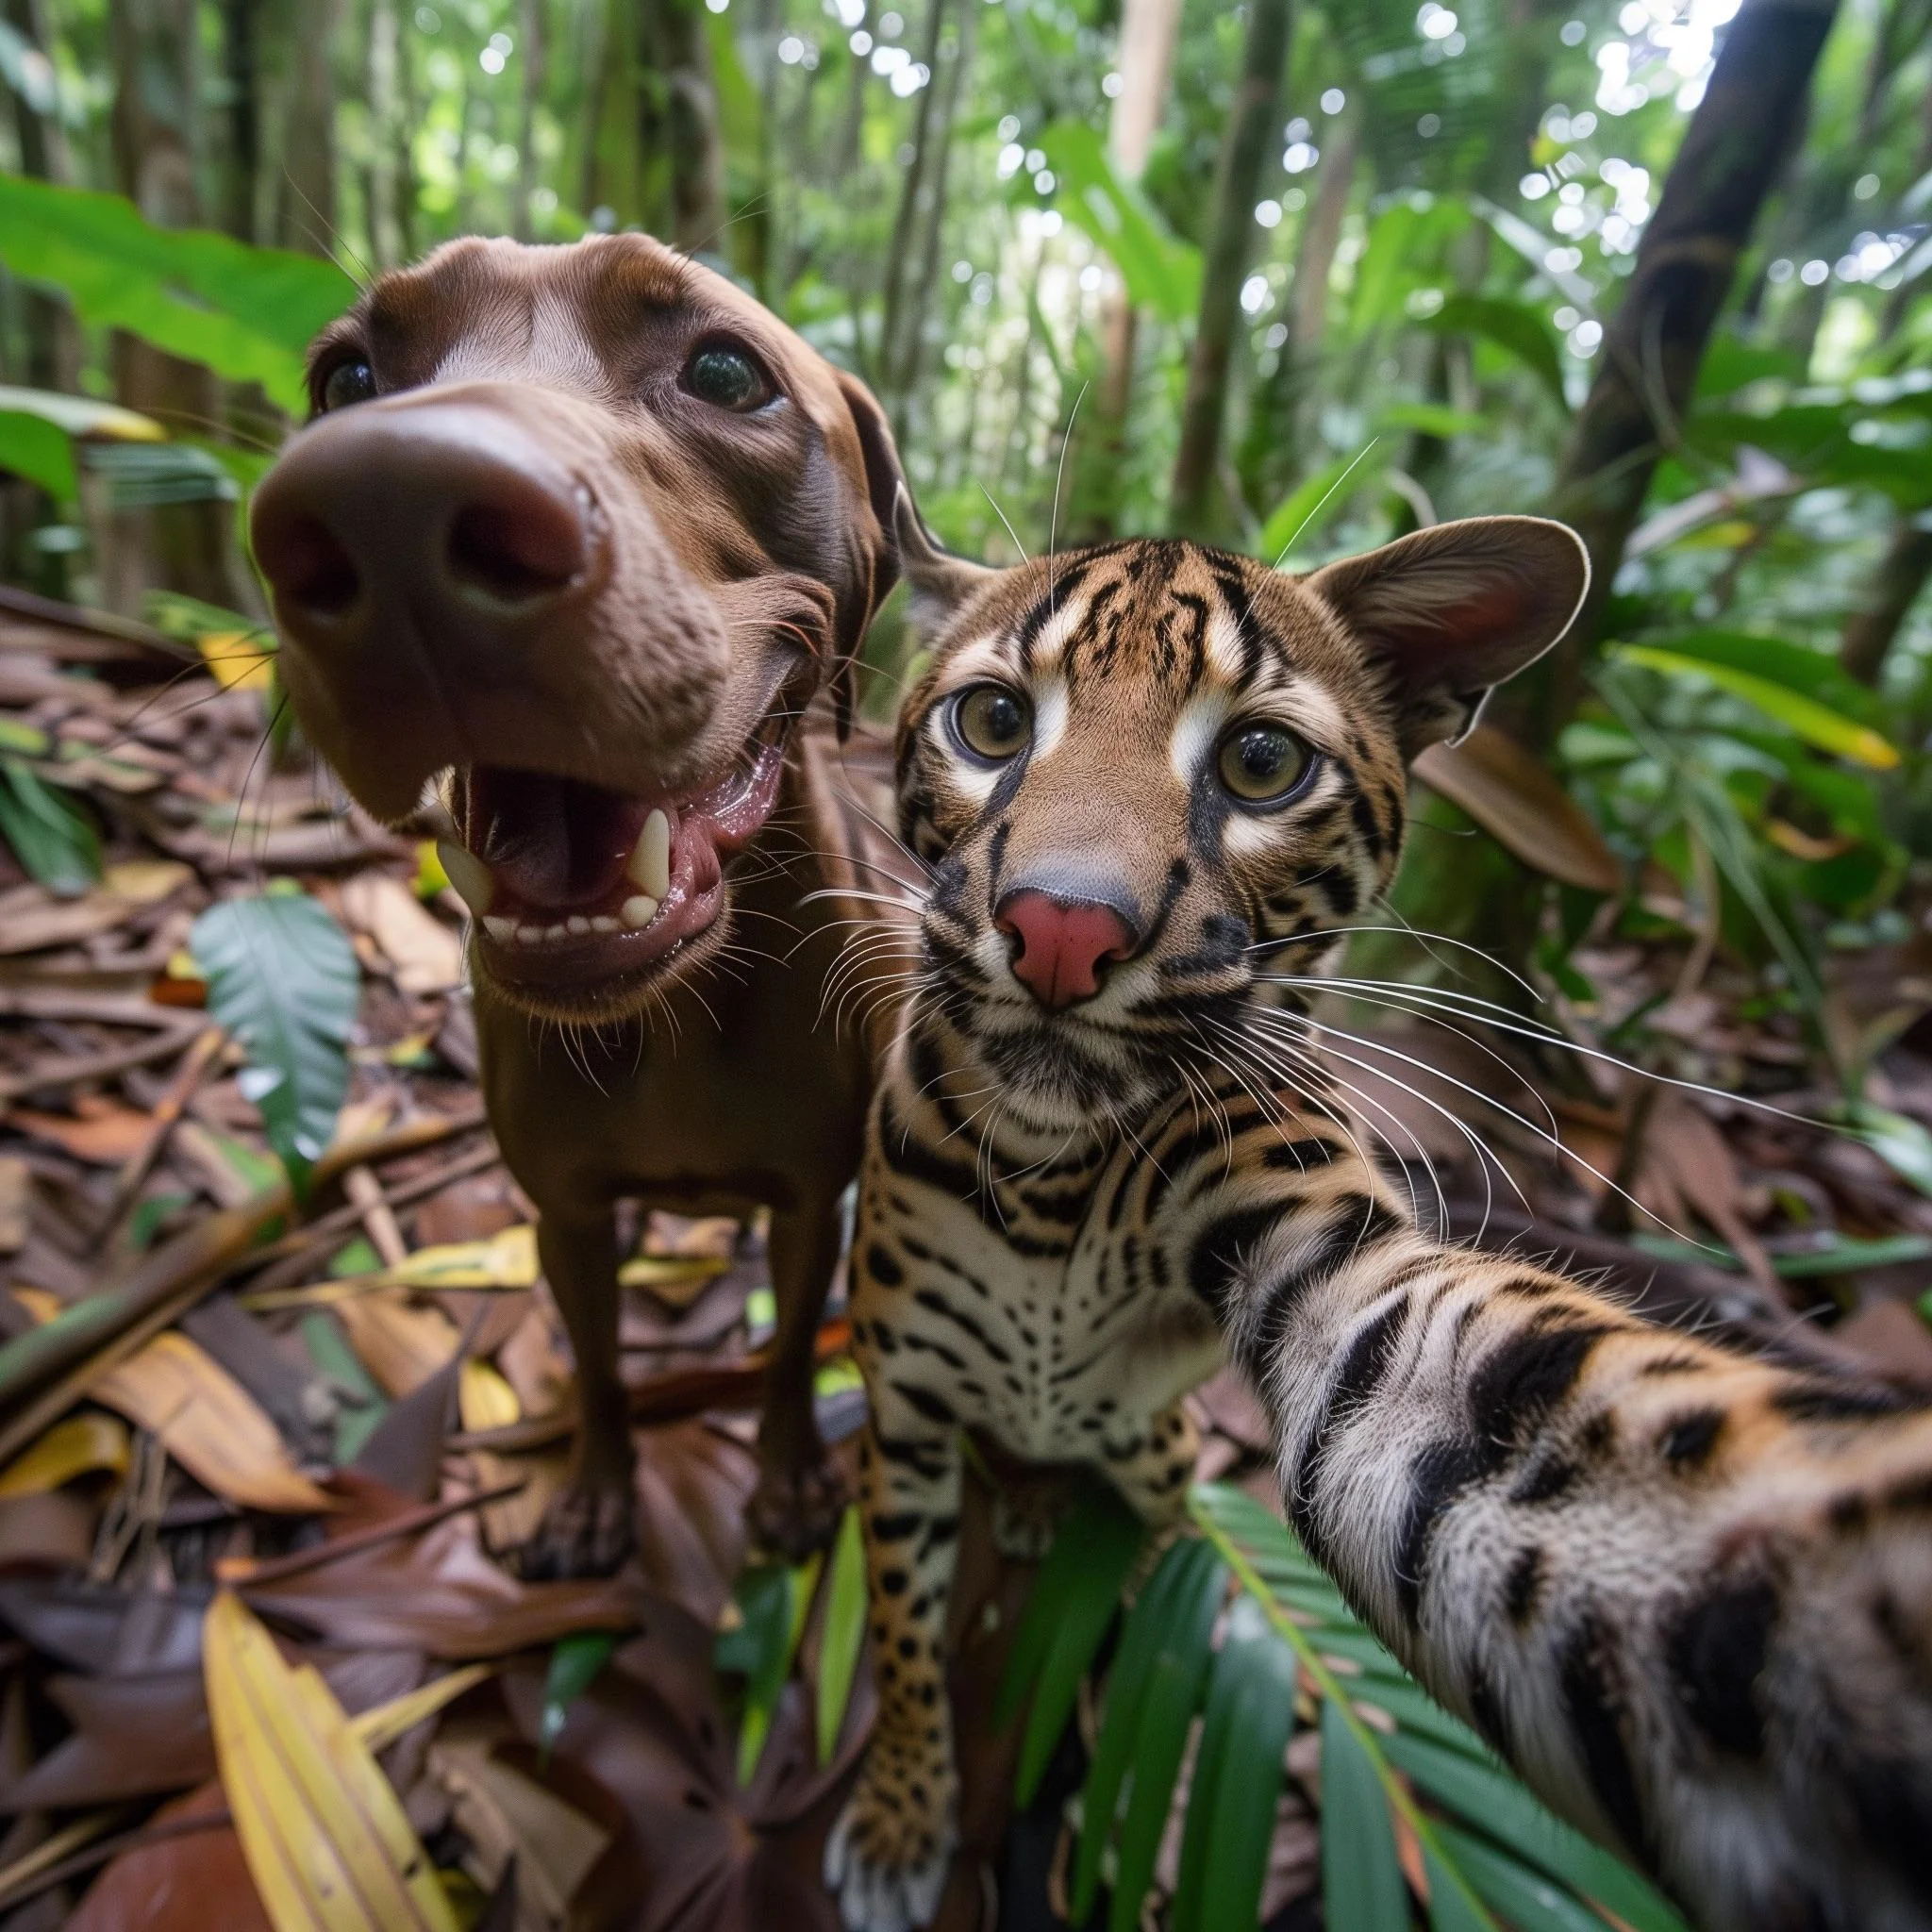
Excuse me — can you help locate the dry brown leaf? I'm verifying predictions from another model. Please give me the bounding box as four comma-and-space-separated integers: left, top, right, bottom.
66, 1779, 271, 1932
0, 1155, 26, 1254
0, 863, 192, 957
1413, 724, 1623, 893
11, 1094, 155, 1166
9, 1294, 328, 1517
337, 1288, 460, 1399
338, 873, 464, 996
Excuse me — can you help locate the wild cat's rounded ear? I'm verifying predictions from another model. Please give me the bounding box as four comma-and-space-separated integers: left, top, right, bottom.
1304, 516, 1591, 752
892, 485, 997, 637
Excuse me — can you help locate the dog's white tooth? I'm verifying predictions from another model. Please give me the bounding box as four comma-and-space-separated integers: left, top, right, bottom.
516, 923, 545, 943
621, 893, 659, 929
481, 915, 516, 943
437, 841, 496, 916
544, 923, 568, 941
627, 808, 672, 901
591, 915, 618, 933
566, 915, 591, 935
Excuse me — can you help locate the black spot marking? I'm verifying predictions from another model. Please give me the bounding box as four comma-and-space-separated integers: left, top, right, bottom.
1466, 1667, 1507, 1754
1504, 1544, 1544, 1626
1849, 1757, 1932, 1906
1657, 1406, 1724, 1471
1188, 1203, 1291, 1317
866, 1242, 906, 1288
892, 1383, 958, 1428
1290, 1297, 1408, 1555
1774, 1379, 1917, 1423
1666, 1576, 1777, 1758
1509, 1455, 1579, 1506
1557, 1609, 1649, 1859
1392, 1437, 1487, 1622
1469, 1322, 1612, 1464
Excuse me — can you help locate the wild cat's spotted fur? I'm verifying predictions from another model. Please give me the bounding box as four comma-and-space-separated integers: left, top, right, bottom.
824, 498, 1932, 1932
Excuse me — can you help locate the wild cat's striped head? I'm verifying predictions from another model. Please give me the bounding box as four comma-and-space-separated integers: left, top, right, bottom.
890, 495, 1589, 1132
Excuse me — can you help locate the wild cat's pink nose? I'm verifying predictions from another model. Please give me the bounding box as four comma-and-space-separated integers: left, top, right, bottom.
995, 891, 1136, 1009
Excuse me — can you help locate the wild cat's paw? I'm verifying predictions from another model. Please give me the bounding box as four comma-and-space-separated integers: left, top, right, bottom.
824, 1774, 958, 1932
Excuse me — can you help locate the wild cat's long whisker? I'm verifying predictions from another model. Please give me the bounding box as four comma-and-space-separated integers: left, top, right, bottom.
1246, 923, 1545, 1004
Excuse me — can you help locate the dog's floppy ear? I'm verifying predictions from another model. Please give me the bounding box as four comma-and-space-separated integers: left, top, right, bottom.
1304, 515, 1591, 756
830, 371, 908, 740
892, 485, 997, 641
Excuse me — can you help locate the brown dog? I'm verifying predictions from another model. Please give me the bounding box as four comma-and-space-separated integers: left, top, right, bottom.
249, 235, 908, 1573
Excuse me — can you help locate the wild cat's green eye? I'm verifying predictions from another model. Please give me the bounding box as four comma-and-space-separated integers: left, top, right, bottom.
953, 685, 1031, 760
1217, 724, 1309, 804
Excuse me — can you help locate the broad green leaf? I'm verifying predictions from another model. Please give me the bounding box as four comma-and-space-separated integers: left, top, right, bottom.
539, 1631, 617, 1769
0, 410, 75, 499
190, 891, 359, 1191
1626, 630, 1883, 724
0, 382, 165, 441
1170, 1595, 1296, 1932
0, 756, 101, 893
1847, 1104, 1932, 1199
996, 1479, 1144, 1807
1432, 1826, 1617, 1932
1427, 294, 1569, 411
0, 175, 354, 412
1613, 645, 1898, 770
1038, 121, 1202, 324
1376, 399, 1487, 440
817, 1505, 868, 1765
1322, 1694, 1409, 1932
716, 1555, 820, 1786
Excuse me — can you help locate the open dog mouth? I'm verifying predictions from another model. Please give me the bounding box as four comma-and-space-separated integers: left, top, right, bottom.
432, 708, 793, 995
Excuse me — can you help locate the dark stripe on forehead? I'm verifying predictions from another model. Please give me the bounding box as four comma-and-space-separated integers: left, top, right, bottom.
1207, 558, 1268, 687
1014, 554, 1097, 669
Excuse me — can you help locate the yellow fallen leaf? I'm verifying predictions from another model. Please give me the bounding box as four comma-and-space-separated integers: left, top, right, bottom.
102, 858, 193, 904
338, 873, 464, 995
205, 1590, 460, 1932
458, 1360, 520, 1432
617, 1253, 730, 1291
93, 1332, 330, 1514
374, 1224, 540, 1291
0, 1411, 130, 1497
350, 1664, 496, 1755
197, 628, 275, 695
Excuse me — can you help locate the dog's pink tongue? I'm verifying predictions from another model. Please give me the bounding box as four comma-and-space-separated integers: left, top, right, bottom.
467, 767, 646, 910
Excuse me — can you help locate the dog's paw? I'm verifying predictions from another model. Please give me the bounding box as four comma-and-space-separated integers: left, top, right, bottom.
991, 1485, 1060, 1562
747, 1454, 847, 1561
824, 1781, 957, 1932
517, 1480, 634, 1580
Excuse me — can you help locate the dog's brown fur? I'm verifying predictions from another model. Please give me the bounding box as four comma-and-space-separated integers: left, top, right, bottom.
250, 235, 908, 1571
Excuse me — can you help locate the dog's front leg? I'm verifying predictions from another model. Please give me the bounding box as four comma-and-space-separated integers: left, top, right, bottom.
749, 1191, 850, 1558
521, 1206, 636, 1578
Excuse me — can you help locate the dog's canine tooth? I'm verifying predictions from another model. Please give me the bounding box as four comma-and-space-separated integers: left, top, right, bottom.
481, 914, 516, 943
438, 841, 496, 916
621, 893, 659, 929
627, 808, 672, 901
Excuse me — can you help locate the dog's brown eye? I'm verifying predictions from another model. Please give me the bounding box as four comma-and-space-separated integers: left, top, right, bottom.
686, 344, 770, 411
320, 358, 375, 412
1218, 724, 1308, 804
953, 685, 1030, 761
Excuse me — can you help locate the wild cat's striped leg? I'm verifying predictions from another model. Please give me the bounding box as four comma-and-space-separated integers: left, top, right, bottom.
1181, 1142, 1932, 1932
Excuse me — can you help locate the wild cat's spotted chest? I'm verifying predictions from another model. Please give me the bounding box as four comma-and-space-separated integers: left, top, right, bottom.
853, 1070, 1225, 1468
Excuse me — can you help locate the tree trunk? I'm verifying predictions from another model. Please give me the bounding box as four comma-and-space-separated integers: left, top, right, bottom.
367, 0, 404, 263
1169, 0, 1294, 538
834, 0, 871, 181
877, 0, 949, 400
275, 0, 339, 256
6, 0, 71, 185
512, 0, 546, 242
1491, 0, 1840, 753
655, 0, 726, 256
1840, 519, 1932, 686
215, 0, 260, 241
1291, 108, 1357, 352
4, 0, 77, 392
1097, 0, 1182, 419
108, 0, 236, 612
893, 0, 975, 411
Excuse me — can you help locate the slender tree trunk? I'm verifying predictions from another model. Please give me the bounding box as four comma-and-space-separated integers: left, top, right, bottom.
511, 0, 546, 241
834, 0, 871, 180
1169, 0, 1294, 538
367, 0, 403, 263
1291, 108, 1357, 351
392, 8, 420, 258
1490, 0, 1840, 753
6, 0, 70, 183
648, 0, 726, 255
1840, 519, 1932, 685
4, 0, 76, 392
1882, 71, 1932, 339
894, 0, 975, 409
108, 0, 236, 611
878, 0, 949, 397
216, 0, 260, 241
275, 0, 340, 255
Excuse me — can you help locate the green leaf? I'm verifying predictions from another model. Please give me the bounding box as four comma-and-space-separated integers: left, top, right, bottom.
816, 1505, 867, 1765
1261, 444, 1388, 565
1427, 294, 1569, 411
717, 1556, 820, 1786
0, 410, 76, 499
190, 891, 359, 1192
1376, 399, 1487, 440
1846, 1104, 1932, 1199
0, 175, 354, 413
1612, 644, 1899, 770
1087, 1540, 1225, 1932
1625, 630, 1884, 724
1170, 1595, 1296, 1932
1322, 1694, 1409, 1931
1431, 1825, 1617, 1932
996, 1479, 1145, 1807
1038, 121, 1202, 324
0, 383, 166, 441
539, 1631, 616, 1770
0, 756, 101, 893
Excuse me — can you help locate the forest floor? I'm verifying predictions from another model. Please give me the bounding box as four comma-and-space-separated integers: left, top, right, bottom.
1, 587, 1929, 1932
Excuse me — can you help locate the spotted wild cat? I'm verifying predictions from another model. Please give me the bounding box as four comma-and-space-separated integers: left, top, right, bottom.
823, 497, 1932, 1932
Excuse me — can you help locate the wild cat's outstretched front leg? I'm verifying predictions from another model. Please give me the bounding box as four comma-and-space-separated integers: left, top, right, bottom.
824, 1345, 963, 1932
